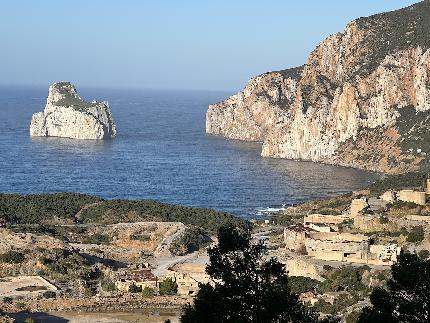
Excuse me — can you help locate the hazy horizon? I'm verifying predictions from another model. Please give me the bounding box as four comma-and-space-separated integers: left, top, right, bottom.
0, 0, 419, 91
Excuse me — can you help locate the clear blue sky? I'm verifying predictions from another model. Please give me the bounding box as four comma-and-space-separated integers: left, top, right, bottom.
0, 0, 419, 91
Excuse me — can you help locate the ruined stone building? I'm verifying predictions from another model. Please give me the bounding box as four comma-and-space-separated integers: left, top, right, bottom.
114, 269, 158, 292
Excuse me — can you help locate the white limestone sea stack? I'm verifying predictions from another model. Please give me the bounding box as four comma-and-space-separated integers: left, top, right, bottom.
30, 82, 116, 139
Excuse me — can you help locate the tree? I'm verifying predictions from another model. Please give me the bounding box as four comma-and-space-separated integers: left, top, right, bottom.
128, 283, 142, 293
407, 225, 425, 243
180, 225, 325, 323
159, 278, 178, 296
42, 291, 56, 299
358, 252, 430, 322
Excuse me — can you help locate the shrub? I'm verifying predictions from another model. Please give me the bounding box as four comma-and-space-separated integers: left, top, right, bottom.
15, 301, 26, 310
169, 227, 212, 256
142, 286, 155, 298
42, 291, 56, 299
323, 264, 333, 272
379, 216, 389, 224
297, 245, 308, 255
400, 226, 408, 236
0, 250, 25, 264
345, 310, 361, 323
418, 249, 430, 259
159, 278, 178, 296
101, 279, 117, 292
288, 276, 320, 294
407, 225, 424, 243
83, 233, 111, 245
128, 283, 142, 293
3, 296, 13, 304
321, 266, 367, 293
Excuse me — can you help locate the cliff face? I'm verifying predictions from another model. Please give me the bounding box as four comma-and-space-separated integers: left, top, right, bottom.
30, 82, 116, 140
206, 1, 430, 173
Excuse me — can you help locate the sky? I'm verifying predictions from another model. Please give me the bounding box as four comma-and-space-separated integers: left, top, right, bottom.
0, 0, 420, 91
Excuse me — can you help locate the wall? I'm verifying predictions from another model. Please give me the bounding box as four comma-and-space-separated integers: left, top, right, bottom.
398, 190, 426, 205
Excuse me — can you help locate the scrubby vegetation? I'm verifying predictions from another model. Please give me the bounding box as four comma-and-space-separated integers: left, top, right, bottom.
128, 283, 142, 293
368, 171, 426, 195
82, 233, 111, 245
169, 227, 212, 256
406, 225, 425, 243
0, 193, 99, 224
100, 279, 117, 292
0, 193, 247, 234
0, 250, 25, 264
42, 291, 56, 299
142, 286, 155, 298
354, 1, 430, 77
321, 266, 370, 294
288, 276, 321, 294
159, 278, 178, 296
358, 252, 430, 322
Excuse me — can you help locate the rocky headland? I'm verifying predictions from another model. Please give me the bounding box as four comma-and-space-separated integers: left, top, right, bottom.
30, 82, 116, 139
207, 0, 430, 174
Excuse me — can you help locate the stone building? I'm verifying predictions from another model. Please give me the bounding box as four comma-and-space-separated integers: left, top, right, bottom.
303, 214, 345, 232
304, 232, 399, 265
305, 232, 370, 262
114, 269, 158, 292
167, 263, 211, 296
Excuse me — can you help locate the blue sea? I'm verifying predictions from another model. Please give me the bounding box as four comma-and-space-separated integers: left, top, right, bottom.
0, 85, 378, 218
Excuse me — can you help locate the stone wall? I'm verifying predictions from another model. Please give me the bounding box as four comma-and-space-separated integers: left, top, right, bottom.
285, 258, 324, 281
284, 227, 306, 252
350, 198, 369, 217
398, 190, 426, 205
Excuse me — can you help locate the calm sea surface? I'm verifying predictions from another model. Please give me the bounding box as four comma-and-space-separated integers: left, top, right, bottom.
0, 85, 378, 218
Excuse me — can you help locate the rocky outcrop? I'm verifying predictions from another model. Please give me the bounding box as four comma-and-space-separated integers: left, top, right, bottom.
206, 1, 430, 173
30, 82, 116, 139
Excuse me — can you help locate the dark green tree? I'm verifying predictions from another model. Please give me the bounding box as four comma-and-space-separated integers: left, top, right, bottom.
159, 278, 178, 296
128, 283, 142, 293
358, 252, 430, 323
180, 225, 326, 323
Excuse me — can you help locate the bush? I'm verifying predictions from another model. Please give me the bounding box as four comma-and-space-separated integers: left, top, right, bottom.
169, 227, 212, 256
159, 278, 178, 296
15, 301, 26, 310
0, 250, 25, 264
83, 233, 111, 245
101, 279, 117, 292
379, 216, 389, 224
128, 283, 142, 293
288, 276, 320, 294
3, 296, 13, 304
407, 225, 424, 243
418, 249, 430, 259
42, 291, 56, 299
321, 266, 368, 293
345, 310, 361, 323
142, 286, 155, 298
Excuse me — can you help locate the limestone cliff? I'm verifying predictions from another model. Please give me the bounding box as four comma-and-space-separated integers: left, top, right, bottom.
30, 82, 116, 139
207, 1, 430, 174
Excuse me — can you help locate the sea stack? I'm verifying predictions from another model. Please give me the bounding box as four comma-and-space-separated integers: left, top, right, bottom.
30, 82, 116, 139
